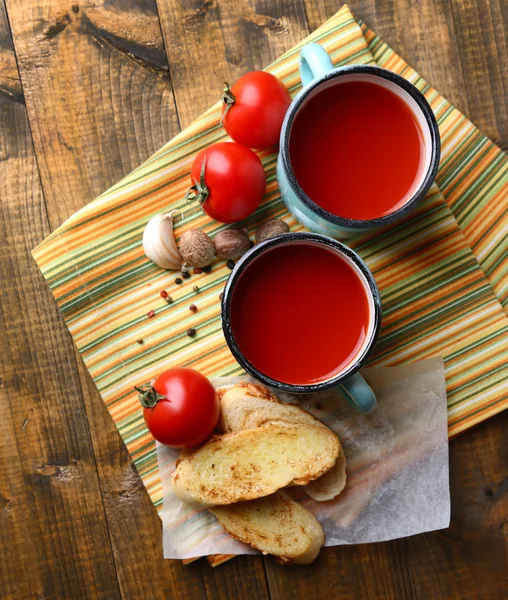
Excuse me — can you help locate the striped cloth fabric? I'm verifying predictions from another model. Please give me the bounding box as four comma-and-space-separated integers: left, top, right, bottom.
33, 2, 507, 533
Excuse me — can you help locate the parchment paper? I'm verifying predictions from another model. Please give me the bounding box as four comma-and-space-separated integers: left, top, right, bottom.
157, 357, 450, 559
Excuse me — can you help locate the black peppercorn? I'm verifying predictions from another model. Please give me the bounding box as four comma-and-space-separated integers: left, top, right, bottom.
175, 278, 183, 285
202, 265, 212, 274
187, 328, 196, 337
226, 260, 235, 270
182, 270, 191, 279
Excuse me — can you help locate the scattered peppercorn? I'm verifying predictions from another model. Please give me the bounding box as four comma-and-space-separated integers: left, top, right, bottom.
189, 304, 198, 313
187, 328, 196, 337
193, 286, 199, 293
165, 296, 173, 304
175, 278, 183, 285
147, 310, 155, 318
226, 259, 235, 270
219, 292, 224, 300
203, 265, 212, 274
193, 267, 203, 274
160, 290, 168, 299
249, 240, 255, 248
136, 339, 144, 344
182, 270, 191, 279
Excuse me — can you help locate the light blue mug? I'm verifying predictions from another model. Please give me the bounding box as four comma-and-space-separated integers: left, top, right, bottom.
277, 43, 441, 238
221, 232, 381, 412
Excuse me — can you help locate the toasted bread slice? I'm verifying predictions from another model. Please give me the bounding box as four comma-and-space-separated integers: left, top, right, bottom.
217, 381, 280, 404
210, 491, 324, 564
171, 423, 340, 506
220, 389, 321, 433
303, 446, 347, 501
219, 385, 347, 502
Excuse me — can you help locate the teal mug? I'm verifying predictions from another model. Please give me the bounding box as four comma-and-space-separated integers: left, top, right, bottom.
221, 232, 381, 412
277, 43, 441, 238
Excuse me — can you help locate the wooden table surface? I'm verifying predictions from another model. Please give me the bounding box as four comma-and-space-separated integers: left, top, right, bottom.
0, 1, 506, 598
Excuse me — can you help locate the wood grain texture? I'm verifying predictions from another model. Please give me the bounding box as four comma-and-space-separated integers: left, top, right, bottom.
0, 2, 121, 597
156, 0, 309, 127
0, 0, 506, 598
4, 0, 179, 226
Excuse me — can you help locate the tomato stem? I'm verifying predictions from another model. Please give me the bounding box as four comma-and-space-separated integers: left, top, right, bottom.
220, 82, 236, 126
185, 156, 209, 206
135, 384, 167, 408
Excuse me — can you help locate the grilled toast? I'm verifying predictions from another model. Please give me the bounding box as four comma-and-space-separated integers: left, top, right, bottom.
218, 384, 347, 501
210, 491, 324, 564
171, 422, 340, 507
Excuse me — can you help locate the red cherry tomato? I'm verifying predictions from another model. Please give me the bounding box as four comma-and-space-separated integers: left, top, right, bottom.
221, 71, 291, 149
137, 368, 219, 448
186, 142, 265, 223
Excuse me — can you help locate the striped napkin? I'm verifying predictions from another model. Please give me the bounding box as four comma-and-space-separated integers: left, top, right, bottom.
33, 3, 508, 527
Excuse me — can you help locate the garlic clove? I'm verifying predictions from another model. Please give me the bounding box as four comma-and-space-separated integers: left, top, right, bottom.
143, 212, 183, 270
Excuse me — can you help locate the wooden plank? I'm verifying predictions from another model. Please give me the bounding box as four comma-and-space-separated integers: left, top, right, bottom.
4, 0, 180, 226
450, 0, 507, 149
156, 0, 310, 127
2, 1, 219, 598
0, 2, 121, 597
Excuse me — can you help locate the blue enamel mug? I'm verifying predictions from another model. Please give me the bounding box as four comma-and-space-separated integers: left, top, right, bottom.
277, 43, 441, 238
222, 232, 381, 412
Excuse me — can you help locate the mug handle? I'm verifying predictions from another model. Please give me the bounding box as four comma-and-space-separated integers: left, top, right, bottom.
337, 372, 377, 413
299, 43, 335, 86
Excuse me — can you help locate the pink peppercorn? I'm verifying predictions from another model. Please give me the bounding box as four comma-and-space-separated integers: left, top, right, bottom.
147, 310, 155, 318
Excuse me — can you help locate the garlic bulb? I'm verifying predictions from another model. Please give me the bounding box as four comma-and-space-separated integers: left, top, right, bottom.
142, 212, 183, 270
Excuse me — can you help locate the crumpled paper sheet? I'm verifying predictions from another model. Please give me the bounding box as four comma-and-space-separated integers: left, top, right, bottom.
157, 357, 450, 559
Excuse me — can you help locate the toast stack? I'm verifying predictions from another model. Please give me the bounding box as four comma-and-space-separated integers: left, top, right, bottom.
171, 382, 347, 564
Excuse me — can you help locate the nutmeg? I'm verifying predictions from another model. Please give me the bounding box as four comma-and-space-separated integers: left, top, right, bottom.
255, 219, 290, 244
179, 229, 215, 268
214, 229, 251, 261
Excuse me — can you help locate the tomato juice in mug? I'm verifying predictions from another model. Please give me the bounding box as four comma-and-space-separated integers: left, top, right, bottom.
221, 233, 381, 412
277, 44, 441, 237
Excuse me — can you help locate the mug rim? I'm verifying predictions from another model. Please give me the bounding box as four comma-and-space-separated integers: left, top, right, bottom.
221, 231, 382, 393
279, 64, 441, 230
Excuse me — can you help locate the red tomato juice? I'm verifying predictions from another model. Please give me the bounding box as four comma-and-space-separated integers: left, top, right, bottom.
289, 80, 425, 219
230, 243, 370, 385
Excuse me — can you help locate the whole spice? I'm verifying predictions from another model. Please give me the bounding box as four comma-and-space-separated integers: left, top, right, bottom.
175, 278, 183, 285
203, 265, 212, 274
187, 328, 197, 337
182, 270, 191, 279
179, 229, 215, 268
214, 229, 251, 261
255, 219, 290, 244
226, 260, 235, 270
142, 211, 183, 270
160, 290, 168, 299
193, 286, 199, 293
193, 267, 203, 275
165, 296, 173, 304
147, 310, 155, 319
189, 304, 198, 313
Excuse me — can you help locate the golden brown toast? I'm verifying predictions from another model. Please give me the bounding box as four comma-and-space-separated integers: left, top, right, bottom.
219, 384, 347, 501
210, 491, 324, 564
171, 423, 340, 507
